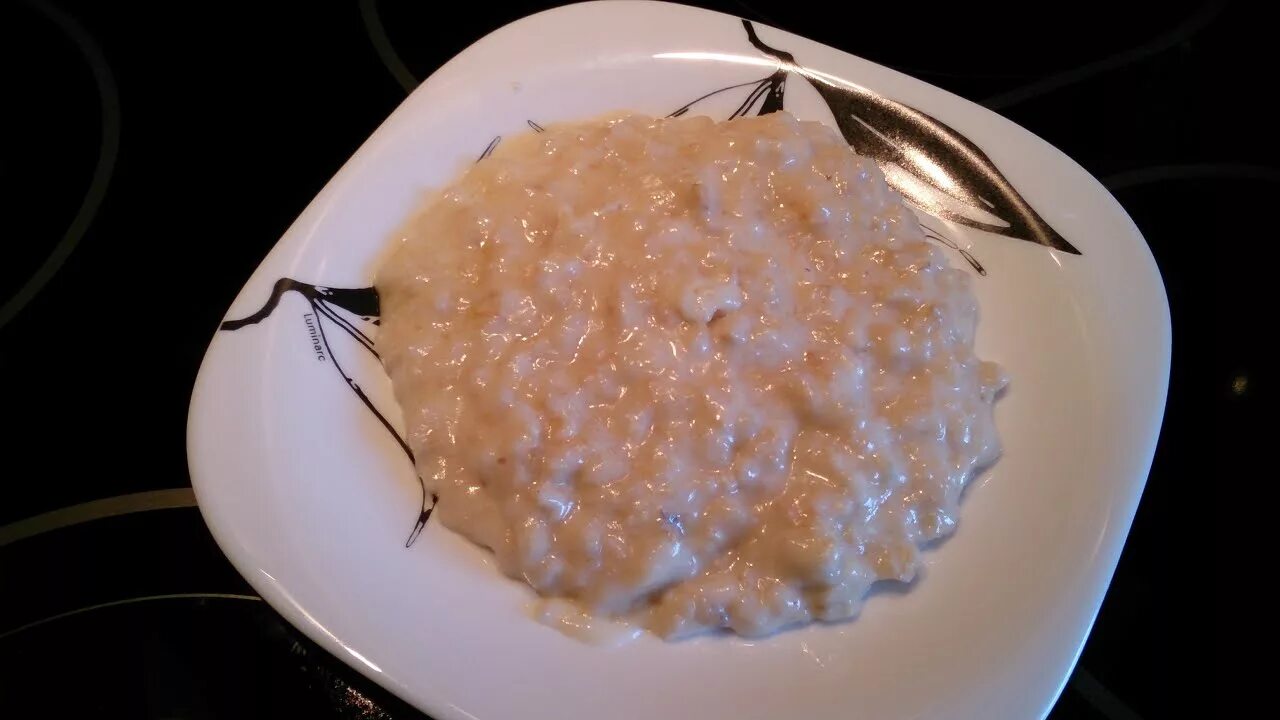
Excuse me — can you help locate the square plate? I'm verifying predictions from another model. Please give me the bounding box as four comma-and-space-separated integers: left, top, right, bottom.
187, 2, 1170, 718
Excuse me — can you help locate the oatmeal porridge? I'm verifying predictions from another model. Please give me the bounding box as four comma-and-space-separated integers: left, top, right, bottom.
376, 112, 1006, 638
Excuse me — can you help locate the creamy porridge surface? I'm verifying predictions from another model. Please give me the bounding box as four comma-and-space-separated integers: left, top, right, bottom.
376, 112, 1006, 638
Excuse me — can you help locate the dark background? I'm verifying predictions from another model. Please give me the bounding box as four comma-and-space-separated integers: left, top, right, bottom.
1, 1, 1253, 717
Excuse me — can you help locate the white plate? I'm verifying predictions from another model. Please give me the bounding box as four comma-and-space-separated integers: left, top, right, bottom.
187, 2, 1169, 719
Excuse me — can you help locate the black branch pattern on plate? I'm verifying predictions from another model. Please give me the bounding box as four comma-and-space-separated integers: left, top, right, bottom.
478, 120, 547, 161
728, 19, 1079, 256
219, 279, 435, 546
666, 54, 985, 275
